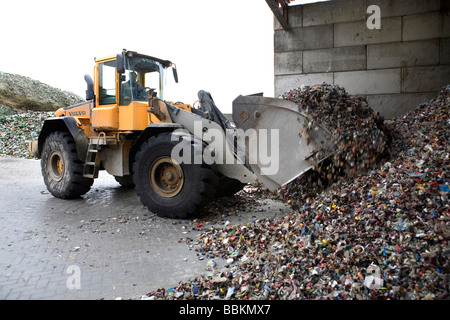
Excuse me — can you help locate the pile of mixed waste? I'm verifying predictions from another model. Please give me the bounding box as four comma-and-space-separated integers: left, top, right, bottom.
142, 84, 449, 300
0, 71, 84, 158
0, 108, 52, 158
278, 84, 390, 210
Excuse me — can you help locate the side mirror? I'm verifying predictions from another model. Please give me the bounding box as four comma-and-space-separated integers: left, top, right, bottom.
84, 74, 95, 101
116, 54, 125, 74
172, 65, 179, 83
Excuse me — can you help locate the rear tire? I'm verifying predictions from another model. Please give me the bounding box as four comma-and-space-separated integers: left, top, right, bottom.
133, 133, 218, 219
41, 131, 93, 199
114, 175, 135, 188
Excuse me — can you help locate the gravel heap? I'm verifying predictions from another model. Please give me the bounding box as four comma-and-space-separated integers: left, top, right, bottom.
0, 71, 84, 158
143, 85, 449, 300
0, 71, 83, 112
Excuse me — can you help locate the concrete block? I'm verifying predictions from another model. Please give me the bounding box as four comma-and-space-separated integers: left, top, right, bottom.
403, 12, 450, 41
367, 40, 440, 69
334, 69, 401, 95
402, 66, 450, 93
275, 73, 334, 97
441, 38, 450, 65
275, 5, 303, 30
303, 46, 366, 73
275, 25, 333, 53
275, 51, 303, 76
366, 0, 441, 18
303, 0, 366, 26
367, 92, 437, 119
334, 17, 402, 47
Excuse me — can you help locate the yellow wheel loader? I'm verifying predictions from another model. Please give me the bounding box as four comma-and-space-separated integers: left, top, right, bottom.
30, 50, 334, 219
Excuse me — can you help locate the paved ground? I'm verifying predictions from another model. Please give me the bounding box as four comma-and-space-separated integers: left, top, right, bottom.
0, 157, 290, 300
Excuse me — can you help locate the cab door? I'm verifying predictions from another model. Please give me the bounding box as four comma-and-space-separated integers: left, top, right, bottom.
92, 58, 119, 130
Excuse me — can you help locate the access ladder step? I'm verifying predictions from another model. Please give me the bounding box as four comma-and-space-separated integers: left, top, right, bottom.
83, 137, 103, 179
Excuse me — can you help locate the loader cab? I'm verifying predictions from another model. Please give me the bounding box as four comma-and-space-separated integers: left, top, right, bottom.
117, 55, 165, 104
95, 51, 176, 107
92, 51, 177, 131
116, 51, 177, 104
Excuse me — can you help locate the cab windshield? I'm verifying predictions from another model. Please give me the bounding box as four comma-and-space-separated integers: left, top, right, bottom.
119, 56, 165, 105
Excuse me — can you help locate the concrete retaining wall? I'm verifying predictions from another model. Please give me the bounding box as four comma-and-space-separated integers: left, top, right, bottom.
274, 0, 450, 119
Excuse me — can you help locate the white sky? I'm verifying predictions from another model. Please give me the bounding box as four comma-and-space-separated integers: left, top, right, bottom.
0, 0, 327, 113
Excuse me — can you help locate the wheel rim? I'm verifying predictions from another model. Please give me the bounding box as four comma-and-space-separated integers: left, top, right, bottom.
150, 157, 184, 197
48, 150, 64, 181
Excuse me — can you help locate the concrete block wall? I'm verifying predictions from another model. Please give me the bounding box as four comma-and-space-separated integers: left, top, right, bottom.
274, 0, 450, 119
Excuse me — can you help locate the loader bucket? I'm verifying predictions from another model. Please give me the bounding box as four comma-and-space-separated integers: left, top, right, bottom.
232, 95, 335, 191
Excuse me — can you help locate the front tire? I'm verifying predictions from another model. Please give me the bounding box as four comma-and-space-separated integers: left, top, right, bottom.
41, 131, 93, 199
215, 177, 246, 198
133, 133, 218, 219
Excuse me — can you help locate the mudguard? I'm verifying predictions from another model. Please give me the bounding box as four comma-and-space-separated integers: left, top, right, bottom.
128, 123, 183, 173
36, 117, 89, 161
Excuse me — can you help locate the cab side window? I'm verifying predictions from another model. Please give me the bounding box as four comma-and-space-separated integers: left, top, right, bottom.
98, 61, 116, 105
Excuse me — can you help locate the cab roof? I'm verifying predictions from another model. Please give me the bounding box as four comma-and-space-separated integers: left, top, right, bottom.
95, 50, 173, 69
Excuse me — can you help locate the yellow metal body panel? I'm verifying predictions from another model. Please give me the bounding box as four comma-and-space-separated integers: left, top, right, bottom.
118, 101, 150, 131
55, 102, 92, 118
54, 102, 94, 138
91, 105, 119, 130
95, 54, 116, 62
169, 103, 191, 113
